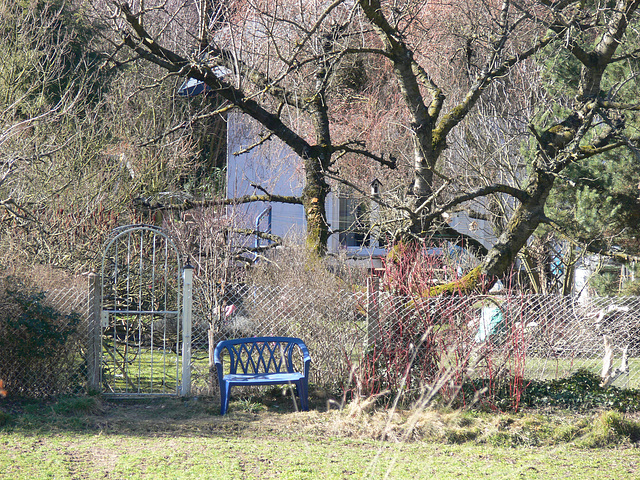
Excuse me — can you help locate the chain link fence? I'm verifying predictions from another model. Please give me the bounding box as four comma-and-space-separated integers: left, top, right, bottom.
0, 282, 90, 397
189, 283, 366, 395
189, 286, 640, 395
2, 279, 640, 398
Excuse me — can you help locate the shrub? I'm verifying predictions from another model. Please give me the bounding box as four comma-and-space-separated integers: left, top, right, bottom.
352, 242, 513, 407
454, 369, 640, 413
0, 277, 81, 398
0, 410, 12, 427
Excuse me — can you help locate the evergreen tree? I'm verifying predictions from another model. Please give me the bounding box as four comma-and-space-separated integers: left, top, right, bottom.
541, 25, 640, 255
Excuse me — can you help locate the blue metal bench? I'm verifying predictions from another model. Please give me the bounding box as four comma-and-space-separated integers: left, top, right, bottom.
214, 336, 311, 415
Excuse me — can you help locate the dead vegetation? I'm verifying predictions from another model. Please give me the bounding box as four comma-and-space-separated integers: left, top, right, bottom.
3, 394, 640, 449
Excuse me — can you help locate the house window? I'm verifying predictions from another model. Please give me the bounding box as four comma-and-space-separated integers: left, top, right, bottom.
338, 196, 369, 247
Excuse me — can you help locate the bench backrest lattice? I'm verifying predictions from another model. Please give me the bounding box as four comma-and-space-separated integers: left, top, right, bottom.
231, 341, 296, 374
214, 337, 311, 414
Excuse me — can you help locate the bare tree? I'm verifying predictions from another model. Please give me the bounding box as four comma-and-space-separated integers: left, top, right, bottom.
0, 0, 104, 267
95, 0, 640, 286
0, 0, 204, 271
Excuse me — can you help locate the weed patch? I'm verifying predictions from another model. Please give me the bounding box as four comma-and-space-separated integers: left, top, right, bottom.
576, 411, 640, 448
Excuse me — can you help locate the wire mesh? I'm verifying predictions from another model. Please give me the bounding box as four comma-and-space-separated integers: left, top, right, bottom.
2, 282, 640, 398
0, 285, 89, 397
189, 284, 365, 395
189, 287, 640, 395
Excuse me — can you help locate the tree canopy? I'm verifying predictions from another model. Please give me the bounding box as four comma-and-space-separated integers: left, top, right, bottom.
2, 0, 640, 288
96, 0, 640, 278
0, 0, 203, 270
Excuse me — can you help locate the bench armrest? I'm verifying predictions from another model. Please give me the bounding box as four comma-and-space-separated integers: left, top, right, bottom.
290, 339, 311, 380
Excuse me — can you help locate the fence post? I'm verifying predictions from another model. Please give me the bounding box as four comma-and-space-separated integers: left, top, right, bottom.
181, 264, 194, 396
87, 273, 102, 392
367, 276, 380, 349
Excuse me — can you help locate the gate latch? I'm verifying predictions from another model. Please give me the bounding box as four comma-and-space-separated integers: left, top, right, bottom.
100, 311, 109, 328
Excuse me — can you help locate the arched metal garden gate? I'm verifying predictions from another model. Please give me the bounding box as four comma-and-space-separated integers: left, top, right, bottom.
99, 225, 192, 396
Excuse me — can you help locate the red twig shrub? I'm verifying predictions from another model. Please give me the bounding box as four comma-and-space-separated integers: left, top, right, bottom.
352, 242, 532, 410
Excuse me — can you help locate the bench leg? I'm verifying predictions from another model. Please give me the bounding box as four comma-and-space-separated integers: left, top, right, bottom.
297, 380, 309, 411
220, 381, 231, 415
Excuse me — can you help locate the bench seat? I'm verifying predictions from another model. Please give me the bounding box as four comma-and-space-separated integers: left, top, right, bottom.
223, 372, 305, 384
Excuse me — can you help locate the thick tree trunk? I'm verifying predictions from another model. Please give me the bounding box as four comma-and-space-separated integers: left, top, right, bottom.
482, 204, 544, 277
302, 40, 334, 257
302, 165, 330, 256
482, 159, 555, 277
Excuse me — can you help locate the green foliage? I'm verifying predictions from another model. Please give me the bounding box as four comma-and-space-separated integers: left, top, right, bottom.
583, 262, 639, 297
461, 369, 640, 413
588, 269, 620, 297
6, 288, 80, 359
548, 149, 640, 252
527, 15, 640, 257
620, 279, 640, 296
0, 277, 81, 397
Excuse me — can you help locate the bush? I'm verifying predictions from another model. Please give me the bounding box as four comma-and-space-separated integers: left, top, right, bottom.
455, 369, 640, 413
0, 276, 81, 398
352, 242, 498, 407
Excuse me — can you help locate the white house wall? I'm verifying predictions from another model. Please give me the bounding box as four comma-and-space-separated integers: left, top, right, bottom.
226, 113, 338, 250
225, 112, 496, 260
448, 213, 496, 251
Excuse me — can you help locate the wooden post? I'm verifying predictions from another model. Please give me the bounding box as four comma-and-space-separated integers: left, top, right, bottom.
181, 264, 194, 396
367, 276, 380, 349
87, 273, 102, 392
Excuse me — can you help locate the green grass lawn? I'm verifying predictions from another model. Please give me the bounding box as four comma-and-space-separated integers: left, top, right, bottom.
2, 396, 640, 479
2, 430, 639, 479
522, 357, 640, 389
